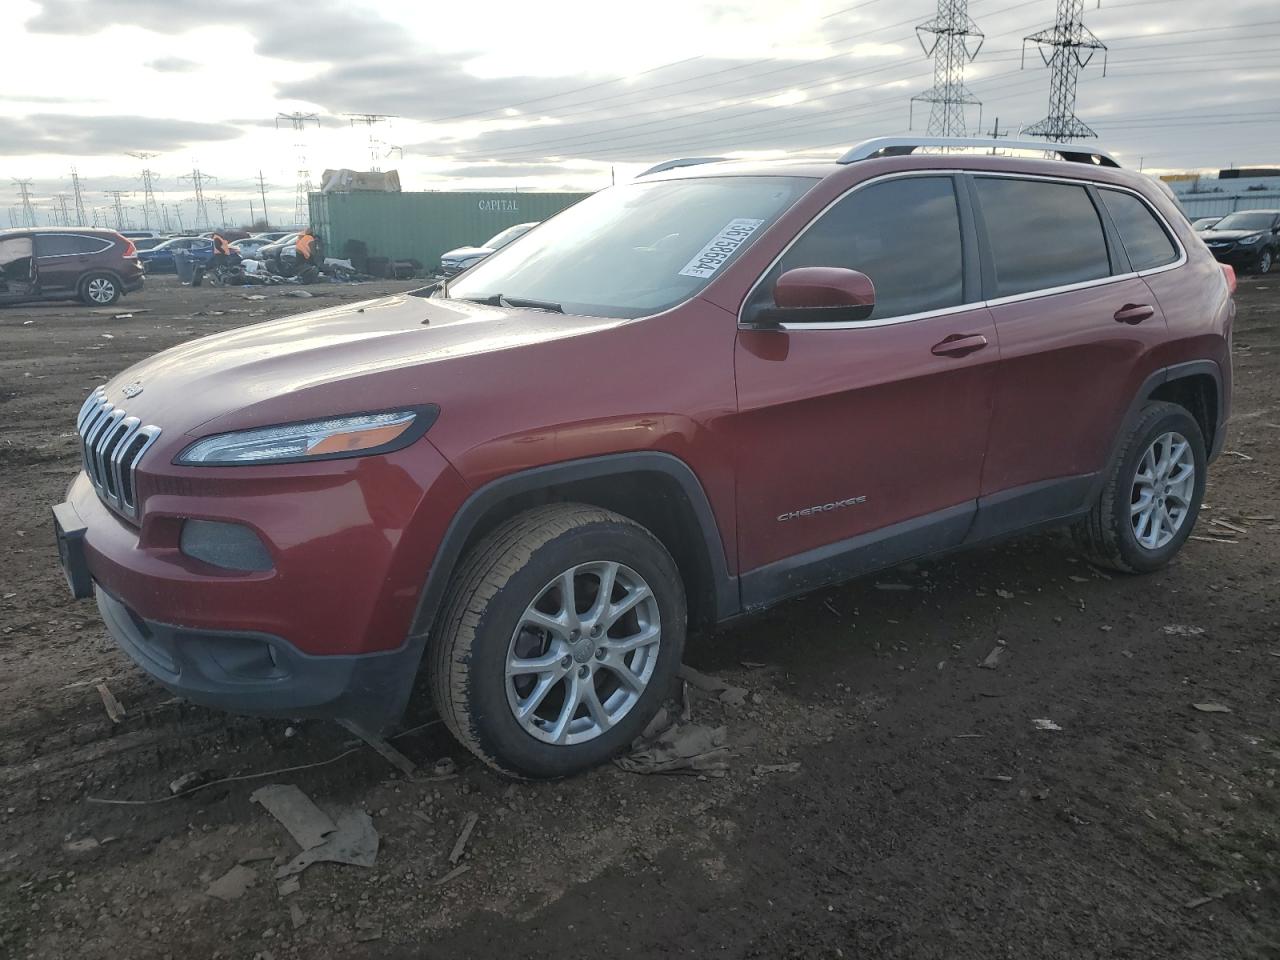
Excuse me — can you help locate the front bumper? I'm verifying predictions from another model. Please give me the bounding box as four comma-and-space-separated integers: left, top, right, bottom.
1205, 244, 1263, 266
53, 436, 470, 729
94, 585, 420, 727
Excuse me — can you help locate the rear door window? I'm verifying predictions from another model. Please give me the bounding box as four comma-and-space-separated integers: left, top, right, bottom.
754, 175, 966, 321
975, 177, 1111, 298
1098, 189, 1178, 271
35, 233, 111, 257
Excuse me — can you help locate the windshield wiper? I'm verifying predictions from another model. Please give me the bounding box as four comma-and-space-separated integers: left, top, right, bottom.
455, 293, 564, 313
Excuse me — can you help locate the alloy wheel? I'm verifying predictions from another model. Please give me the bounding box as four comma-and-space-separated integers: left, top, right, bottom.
87, 277, 116, 303
1130, 431, 1195, 550
505, 561, 661, 745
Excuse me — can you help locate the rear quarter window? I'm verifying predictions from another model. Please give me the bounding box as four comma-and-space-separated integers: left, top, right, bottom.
1099, 189, 1178, 271
975, 177, 1111, 298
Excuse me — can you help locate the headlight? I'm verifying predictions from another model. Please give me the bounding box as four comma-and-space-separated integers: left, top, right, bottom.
1239, 234, 1263, 244
175, 407, 437, 465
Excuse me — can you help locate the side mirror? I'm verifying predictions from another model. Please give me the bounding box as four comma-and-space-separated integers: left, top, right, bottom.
746, 267, 876, 328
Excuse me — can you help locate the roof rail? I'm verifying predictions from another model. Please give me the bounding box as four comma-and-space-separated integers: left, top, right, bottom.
838, 137, 1120, 168
637, 157, 729, 177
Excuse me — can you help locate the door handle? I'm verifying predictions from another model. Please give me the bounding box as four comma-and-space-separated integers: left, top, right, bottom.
1114, 303, 1154, 324
931, 333, 989, 357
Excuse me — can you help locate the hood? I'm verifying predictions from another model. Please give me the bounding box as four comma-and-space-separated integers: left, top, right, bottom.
100, 292, 622, 437
1201, 229, 1265, 241
441, 246, 492, 261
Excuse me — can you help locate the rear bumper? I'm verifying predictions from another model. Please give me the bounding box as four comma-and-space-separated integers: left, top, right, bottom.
95, 586, 420, 728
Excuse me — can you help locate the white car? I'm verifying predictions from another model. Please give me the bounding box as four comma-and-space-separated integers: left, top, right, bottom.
439, 222, 537, 277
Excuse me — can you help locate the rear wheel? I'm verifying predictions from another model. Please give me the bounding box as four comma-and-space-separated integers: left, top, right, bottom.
79, 273, 120, 306
1255, 248, 1274, 274
430, 503, 686, 778
1072, 401, 1206, 572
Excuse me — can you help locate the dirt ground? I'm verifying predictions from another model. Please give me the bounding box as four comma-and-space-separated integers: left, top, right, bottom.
0, 273, 1277, 960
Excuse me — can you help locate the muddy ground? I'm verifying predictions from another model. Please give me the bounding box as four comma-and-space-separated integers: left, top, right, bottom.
0, 273, 1277, 959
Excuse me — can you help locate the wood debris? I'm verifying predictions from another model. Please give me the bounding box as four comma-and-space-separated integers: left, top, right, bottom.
96, 682, 126, 723
449, 812, 479, 865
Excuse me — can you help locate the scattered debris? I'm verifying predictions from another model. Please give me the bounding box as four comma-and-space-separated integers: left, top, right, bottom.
449, 812, 480, 865
1244, 514, 1275, 521
822, 598, 841, 617
1222, 450, 1254, 461
285, 289, 315, 298
354, 920, 383, 943
169, 771, 211, 795
434, 864, 471, 887
753, 762, 802, 776
276, 877, 300, 897
1068, 574, 1090, 583
1191, 702, 1232, 714
275, 810, 379, 879
1184, 888, 1233, 909
952, 734, 984, 740
985, 775, 1014, 783
615, 721, 731, 776
874, 582, 913, 592
995, 588, 1015, 599
338, 719, 417, 776
1190, 535, 1237, 544
431, 757, 457, 778
289, 903, 307, 930
1162, 624, 1206, 637
95, 682, 126, 723
979, 646, 1006, 670
63, 838, 99, 853
740, 661, 769, 669
206, 864, 258, 901
238, 848, 276, 864
251, 784, 338, 851
1209, 518, 1248, 535
1032, 718, 1063, 731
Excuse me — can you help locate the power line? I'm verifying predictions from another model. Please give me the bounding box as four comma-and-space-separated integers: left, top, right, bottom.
68, 167, 88, 226
104, 190, 131, 230
1022, 0, 1108, 141
128, 152, 163, 231
276, 114, 320, 225
344, 114, 395, 170
178, 167, 214, 230
912, 0, 985, 135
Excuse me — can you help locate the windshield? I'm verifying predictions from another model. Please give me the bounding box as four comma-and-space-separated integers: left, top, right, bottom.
1213, 212, 1275, 232
448, 176, 817, 318
484, 223, 534, 249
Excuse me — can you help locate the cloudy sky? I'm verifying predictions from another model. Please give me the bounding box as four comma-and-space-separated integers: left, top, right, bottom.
2, 0, 1277, 230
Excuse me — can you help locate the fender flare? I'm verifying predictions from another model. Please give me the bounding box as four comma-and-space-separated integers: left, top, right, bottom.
406, 451, 739, 642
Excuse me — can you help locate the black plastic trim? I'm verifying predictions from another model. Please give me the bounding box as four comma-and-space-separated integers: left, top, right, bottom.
965, 473, 1097, 545
173, 404, 440, 467
740, 501, 974, 611
407, 452, 739, 640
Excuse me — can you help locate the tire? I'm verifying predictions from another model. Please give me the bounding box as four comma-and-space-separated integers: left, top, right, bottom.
1072, 401, 1206, 573
430, 503, 686, 778
1256, 248, 1274, 275
79, 273, 120, 306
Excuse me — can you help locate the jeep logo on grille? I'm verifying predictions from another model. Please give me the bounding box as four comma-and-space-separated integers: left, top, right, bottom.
122, 380, 144, 399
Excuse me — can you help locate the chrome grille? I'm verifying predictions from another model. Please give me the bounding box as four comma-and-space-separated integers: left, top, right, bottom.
76, 387, 161, 519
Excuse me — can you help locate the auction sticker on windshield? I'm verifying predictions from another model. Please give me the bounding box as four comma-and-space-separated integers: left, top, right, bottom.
678, 218, 765, 280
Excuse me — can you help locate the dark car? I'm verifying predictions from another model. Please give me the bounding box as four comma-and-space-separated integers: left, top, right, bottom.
439, 222, 538, 276
55, 137, 1232, 779
136, 236, 215, 273
256, 233, 300, 272
1198, 209, 1280, 273
1191, 216, 1222, 232
0, 227, 144, 306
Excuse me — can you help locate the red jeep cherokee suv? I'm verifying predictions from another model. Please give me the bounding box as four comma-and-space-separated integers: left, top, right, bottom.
54, 138, 1233, 778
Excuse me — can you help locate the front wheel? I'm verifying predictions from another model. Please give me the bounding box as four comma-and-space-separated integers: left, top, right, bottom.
1255, 248, 1274, 275
79, 273, 120, 306
1072, 401, 1206, 572
429, 503, 686, 778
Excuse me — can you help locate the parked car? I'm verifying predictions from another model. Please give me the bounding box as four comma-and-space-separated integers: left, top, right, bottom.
252, 231, 295, 243
229, 236, 274, 259
136, 236, 214, 273
132, 237, 167, 251
439, 222, 538, 276
54, 138, 1233, 778
1197, 209, 1280, 274
0, 227, 143, 306
1191, 216, 1222, 232
256, 233, 299, 272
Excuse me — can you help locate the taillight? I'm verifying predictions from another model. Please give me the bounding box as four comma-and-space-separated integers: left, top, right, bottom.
1221, 263, 1236, 294
121, 238, 137, 257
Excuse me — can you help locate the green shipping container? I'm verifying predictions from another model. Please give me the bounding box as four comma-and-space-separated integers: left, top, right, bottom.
308, 190, 592, 273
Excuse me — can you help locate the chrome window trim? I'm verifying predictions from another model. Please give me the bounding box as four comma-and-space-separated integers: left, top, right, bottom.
740, 170, 1187, 333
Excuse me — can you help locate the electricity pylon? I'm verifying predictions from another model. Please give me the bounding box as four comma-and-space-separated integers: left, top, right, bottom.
912, 0, 984, 136
1022, 0, 1108, 141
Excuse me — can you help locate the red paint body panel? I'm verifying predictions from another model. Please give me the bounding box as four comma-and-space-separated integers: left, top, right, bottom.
981, 277, 1168, 492
731, 305, 999, 570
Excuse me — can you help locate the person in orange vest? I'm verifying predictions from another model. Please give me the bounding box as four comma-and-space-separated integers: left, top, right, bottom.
210, 232, 237, 269
295, 228, 323, 266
